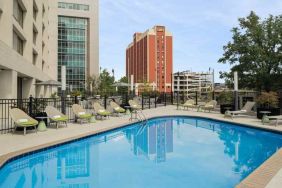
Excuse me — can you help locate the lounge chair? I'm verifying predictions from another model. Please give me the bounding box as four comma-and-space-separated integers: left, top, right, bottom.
224, 101, 255, 119
268, 115, 282, 126
45, 106, 68, 129
202, 100, 217, 112
183, 99, 196, 110
110, 101, 125, 116
10, 108, 38, 135
128, 100, 143, 121
93, 102, 111, 119
129, 100, 142, 110
72, 104, 93, 124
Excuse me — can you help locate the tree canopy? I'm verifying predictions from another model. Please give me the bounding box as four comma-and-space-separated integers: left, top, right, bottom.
117, 76, 129, 94
218, 11, 282, 91
99, 69, 115, 94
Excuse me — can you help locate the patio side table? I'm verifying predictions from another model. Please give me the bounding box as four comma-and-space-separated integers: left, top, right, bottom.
260, 111, 271, 125
36, 117, 48, 132
124, 106, 131, 115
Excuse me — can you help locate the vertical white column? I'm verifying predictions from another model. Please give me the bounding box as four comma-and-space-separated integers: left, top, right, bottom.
130, 74, 134, 92
234, 71, 239, 110
61, 66, 66, 91
234, 71, 238, 91
0, 70, 17, 99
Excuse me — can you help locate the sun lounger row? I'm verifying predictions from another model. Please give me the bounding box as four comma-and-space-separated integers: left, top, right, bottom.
10, 100, 128, 135
182, 100, 217, 112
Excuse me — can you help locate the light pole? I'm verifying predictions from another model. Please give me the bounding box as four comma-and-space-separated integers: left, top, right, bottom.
234, 71, 239, 110
61, 66, 66, 114
176, 72, 180, 110
209, 67, 215, 100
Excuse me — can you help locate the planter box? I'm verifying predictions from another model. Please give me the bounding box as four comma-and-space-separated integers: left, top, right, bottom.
220, 104, 235, 114
257, 107, 280, 119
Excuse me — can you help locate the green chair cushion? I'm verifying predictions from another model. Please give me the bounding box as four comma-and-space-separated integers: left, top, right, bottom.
78, 113, 92, 119
115, 107, 125, 113
117, 108, 125, 113
51, 116, 68, 122
17, 120, 38, 127
97, 110, 111, 116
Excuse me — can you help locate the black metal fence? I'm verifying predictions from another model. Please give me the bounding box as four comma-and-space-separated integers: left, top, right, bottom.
0, 92, 173, 134
1, 90, 281, 134
0, 96, 77, 134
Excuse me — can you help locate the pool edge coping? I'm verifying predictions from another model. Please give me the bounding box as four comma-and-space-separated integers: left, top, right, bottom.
0, 114, 282, 188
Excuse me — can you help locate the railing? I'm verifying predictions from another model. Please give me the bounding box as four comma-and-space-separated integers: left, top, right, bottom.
0, 92, 173, 134
0, 96, 77, 134
1, 91, 280, 134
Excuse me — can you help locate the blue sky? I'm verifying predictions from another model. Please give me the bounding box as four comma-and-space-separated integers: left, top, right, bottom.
100, 0, 282, 82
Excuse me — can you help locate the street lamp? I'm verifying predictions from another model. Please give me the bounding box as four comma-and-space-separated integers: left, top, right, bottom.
234, 71, 238, 110
209, 67, 215, 99
177, 72, 180, 110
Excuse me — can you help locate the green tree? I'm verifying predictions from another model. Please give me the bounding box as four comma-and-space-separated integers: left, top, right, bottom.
218, 11, 282, 91
118, 76, 129, 94
119, 76, 128, 83
99, 69, 115, 94
86, 75, 101, 94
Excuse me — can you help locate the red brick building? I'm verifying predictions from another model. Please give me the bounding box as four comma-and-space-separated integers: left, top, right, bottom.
126, 26, 173, 93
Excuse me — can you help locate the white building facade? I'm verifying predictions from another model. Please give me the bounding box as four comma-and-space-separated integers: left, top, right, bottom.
0, 0, 99, 99
173, 70, 213, 97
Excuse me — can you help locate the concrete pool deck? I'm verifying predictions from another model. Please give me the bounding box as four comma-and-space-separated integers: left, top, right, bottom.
0, 105, 281, 188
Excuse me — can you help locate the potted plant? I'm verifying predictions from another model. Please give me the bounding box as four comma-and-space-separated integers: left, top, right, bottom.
218, 91, 234, 114
256, 91, 280, 119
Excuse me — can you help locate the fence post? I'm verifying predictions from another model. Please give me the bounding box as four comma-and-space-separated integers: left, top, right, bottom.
75, 96, 78, 104
177, 91, 179, 109
142, 93, 144, 110
29, 95, 33, 116
74, 96, 78, 123
171, 91, 173, 105
104, 95, 107, 109
164, 93, 167, 106
61, 93, 66, 114
125, 93, 128, 106
149, 95, 151, 109
195, 91, 198, 105
155, 93, 157, 108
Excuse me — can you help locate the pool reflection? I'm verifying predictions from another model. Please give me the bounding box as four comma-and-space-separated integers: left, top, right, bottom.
1, 117, 282, 188
124, 119, 174, 163
178, 118, 282, 179
0, 140, 99, 188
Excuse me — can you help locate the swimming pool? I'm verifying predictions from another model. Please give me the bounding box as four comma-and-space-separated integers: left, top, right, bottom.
0, 116, 282, 188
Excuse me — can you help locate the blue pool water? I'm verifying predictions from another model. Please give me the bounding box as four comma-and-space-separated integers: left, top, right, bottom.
1, 117, 282, 188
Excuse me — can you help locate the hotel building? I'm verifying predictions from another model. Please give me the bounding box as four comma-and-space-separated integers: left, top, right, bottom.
0, 0, 99, 99
56, 0, 99, 92
126, 26, 173, 93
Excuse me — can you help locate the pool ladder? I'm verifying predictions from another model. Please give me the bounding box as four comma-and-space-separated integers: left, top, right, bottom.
136, 110, 147, 124
136, 111, 148, 135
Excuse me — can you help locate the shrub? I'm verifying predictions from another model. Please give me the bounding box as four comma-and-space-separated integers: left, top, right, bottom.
256, 91, 279, 108
218, 91, 233, 105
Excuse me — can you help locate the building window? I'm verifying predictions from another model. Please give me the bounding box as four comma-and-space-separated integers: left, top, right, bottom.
33, 51, 38, 65
42, 5, 45, 17
42, 60, 45, 71
58, 2, 89, 11
42, 41, 45, 53
13, 0, 24, 27
58, 16, 88, 92
13, 31, 24, 55
33, 26, 38, 45
33, 0, 38, 20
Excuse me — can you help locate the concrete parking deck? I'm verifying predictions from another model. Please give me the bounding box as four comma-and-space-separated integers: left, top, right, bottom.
0, 105, 281, 187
